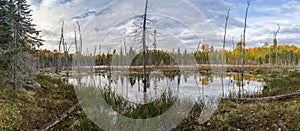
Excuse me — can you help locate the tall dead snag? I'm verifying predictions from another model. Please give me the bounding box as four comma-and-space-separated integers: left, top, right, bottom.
75, 21, 83, 78
142, 0, 149, 93
222, 9, 230, 97
74, 26, 78, 54
242, 0, 250, 90
77, 21, 83, 55
274, 24, 280, 70
56, 21, 64, 74
232, 37, 236, 69
62, 41, 69, 77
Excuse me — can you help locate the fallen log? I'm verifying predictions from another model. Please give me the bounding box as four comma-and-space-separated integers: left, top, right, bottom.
22, 80, 42, 90
38, 103, 80, 131
225, 92, 300, 102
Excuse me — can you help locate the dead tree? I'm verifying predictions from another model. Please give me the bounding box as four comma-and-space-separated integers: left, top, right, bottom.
242, 0, 250, 90
274, 24, 280, 70
62, 41, 69, 77
55, 22, 64, 74
74, 26, 78, 54
142, 0, 149, 93
74, 21, 83, 78
222, 9, 230, 97
232, 37, 235, 68
77, 21, 83, 55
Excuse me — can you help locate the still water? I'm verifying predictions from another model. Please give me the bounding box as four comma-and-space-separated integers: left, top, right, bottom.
69, 71, 264, 104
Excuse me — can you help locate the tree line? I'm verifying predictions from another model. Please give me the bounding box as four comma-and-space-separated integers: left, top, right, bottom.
36, 42, 300, 68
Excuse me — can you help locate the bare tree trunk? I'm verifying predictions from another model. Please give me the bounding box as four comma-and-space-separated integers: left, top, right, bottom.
232, 37, 235, 69
274, 24, 280, 71
74, 26, 78, 53
12, 23, 17, 89
222, 9, 230, 97
123, 33, 127, 66
77, 21, 83, 56
242, 0, 250, 92
63, 42, 69, 77
75, 21, 83, 78
56, 22, 64, 74
269, 47, 271, 72
142, 0, 149, 93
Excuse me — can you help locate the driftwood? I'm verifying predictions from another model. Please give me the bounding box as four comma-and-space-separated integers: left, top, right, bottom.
38, 103, 80, 131
226, 92, 300, 102
276, 117, 289, 131
40, 85, 73, 95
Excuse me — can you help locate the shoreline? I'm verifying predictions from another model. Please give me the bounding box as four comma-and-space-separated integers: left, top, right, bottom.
45, 64, 298, 72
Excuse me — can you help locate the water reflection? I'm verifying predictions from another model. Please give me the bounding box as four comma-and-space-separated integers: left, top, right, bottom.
69, 71, 264, 104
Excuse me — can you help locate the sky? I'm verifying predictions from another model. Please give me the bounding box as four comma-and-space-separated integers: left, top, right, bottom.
27, 0, 300, 53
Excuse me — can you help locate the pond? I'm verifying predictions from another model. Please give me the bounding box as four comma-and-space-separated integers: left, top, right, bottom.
69, 71, 264, 104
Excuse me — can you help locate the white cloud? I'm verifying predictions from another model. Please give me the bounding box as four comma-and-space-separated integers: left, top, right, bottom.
27, 0, 300, 52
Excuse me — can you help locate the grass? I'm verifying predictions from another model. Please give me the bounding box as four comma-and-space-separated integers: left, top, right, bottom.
171, 97, 299, 130
0, 70, 299, 130
0, 73, 77, 130
260, 71, 300, 97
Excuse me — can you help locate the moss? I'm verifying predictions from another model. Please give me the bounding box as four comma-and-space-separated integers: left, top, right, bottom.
261, 71, 300, 97
0, 72, 299, 130
0, 74, 77, 130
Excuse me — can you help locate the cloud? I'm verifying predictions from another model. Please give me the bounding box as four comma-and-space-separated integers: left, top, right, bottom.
73, 11, 96, 19
27, 0, 300, 52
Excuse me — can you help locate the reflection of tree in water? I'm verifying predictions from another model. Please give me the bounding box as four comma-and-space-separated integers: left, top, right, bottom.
127, 50, 180, 93
163, 71, 180, 81
202, 77, 210, 86
129, 75, 136, 87
183, 72, 188, 83
98, 69, 262, 101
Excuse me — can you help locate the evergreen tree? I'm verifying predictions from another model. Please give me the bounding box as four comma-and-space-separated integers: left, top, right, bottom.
0, 0, 43, 88
0, 0, 13, 50
14, 0, 43, 50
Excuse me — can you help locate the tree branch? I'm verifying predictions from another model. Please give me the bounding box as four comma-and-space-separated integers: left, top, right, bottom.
38, 103, 80, 131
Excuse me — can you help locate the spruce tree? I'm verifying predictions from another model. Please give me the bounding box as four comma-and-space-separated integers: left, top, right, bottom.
0, 0, 12, 50
0, 0, 43, 88
14, 0, 43, 50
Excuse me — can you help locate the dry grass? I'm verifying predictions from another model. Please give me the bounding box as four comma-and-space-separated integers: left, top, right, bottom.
0, 71, 299, 130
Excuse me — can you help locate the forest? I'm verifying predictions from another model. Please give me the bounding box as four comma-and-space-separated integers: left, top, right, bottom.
36, 43, 300, 68
0, 0, 299, 130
